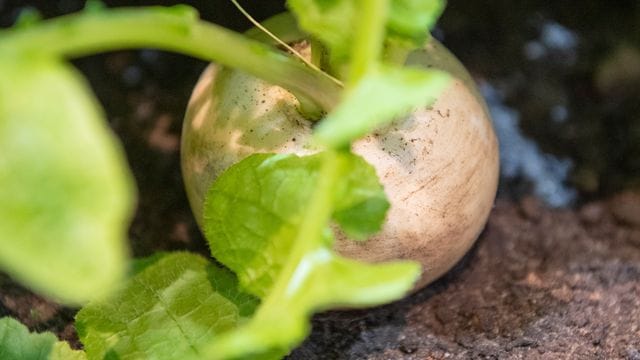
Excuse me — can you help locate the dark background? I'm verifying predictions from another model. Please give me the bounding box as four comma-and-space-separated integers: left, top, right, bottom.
2, 0, 638, 199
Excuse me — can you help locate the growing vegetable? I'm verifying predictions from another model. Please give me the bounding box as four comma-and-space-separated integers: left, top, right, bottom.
0, 0, 498, 358
182, 38, 499, 288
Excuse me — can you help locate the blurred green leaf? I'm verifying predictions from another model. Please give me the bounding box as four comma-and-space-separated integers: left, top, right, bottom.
286, 0, 445, 67
314, 66, 450, 148
286, 0, 356, 65
387, 0, 445, 45
0, 317, 86, 360
0, 56, 135, 304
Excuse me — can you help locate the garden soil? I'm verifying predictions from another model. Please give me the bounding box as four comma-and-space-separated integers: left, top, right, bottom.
291, 195, 640, 359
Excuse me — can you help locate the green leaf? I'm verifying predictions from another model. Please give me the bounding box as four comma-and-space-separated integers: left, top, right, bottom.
50, 342, 87, 360
203, 152, 390, 297
203, 153, 320, 298
0, 317, 55, 359
286, 0, 356, 65
201, 152, 419, 359
333, 155, 390, 240
75, 252, 259, 360
0, 317, 86, 360
205, 249, 419, 359
314, 66, 450, 148
286, 0, 445, 67
0, 56, 135, 304
387, 0, 445, 45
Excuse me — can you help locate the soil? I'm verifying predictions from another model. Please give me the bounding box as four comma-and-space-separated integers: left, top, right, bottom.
1, 1, 639, 359
290, 195, 640, 359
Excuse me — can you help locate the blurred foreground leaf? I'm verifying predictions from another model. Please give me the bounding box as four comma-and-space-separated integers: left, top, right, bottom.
0, 56, 135, 304
314, 66, 450, 148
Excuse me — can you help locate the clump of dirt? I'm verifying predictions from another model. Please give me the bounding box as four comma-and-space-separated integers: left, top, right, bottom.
291, 195, 640, 359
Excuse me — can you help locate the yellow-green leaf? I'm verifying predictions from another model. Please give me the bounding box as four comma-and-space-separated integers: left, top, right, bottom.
76, 252, 259, 360
0, 56, 135, 304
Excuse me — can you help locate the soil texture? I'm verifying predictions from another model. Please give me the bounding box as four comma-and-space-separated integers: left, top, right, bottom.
291, 196, 640, 359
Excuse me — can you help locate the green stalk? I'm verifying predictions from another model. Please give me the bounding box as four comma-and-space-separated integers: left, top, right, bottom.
0, 5, 341, 112
200, 150, 344, 359
258, 150, 341, 309
348, 0, 389, 86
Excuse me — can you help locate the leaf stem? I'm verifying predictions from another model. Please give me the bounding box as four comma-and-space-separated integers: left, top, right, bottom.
0, 5, 342, 112
348, 0, 389, 86
230, 0, 341, 88
263, 150, 342, 307
200, 150, 345, 358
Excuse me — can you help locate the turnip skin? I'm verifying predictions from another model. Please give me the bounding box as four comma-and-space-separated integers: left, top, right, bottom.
181, 40, 499, 289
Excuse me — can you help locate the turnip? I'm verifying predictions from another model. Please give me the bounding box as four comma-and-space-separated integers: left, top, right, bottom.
181, 39, 499, 289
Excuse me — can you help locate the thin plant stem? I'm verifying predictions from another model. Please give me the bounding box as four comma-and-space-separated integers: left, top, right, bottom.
348, 0, 389, 87
230, 0, 342, 87
0, 6, 342, 112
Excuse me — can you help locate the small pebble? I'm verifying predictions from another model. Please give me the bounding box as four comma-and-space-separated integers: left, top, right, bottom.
454, 334, 475, 348
474, 338, 500, 356
508, 337, 537, 349
627, 348, 640, 360
398, 342, 418, 354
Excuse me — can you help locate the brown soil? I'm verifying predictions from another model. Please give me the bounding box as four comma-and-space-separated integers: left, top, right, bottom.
291, 195, 640, 359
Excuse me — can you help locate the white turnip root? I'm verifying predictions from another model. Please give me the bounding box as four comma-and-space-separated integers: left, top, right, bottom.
181, 40, 499, 289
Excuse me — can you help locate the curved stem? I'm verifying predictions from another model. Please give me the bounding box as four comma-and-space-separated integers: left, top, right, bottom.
231, 0, 335, 85
274, 149, 341, 301
0, 5, 342, 112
